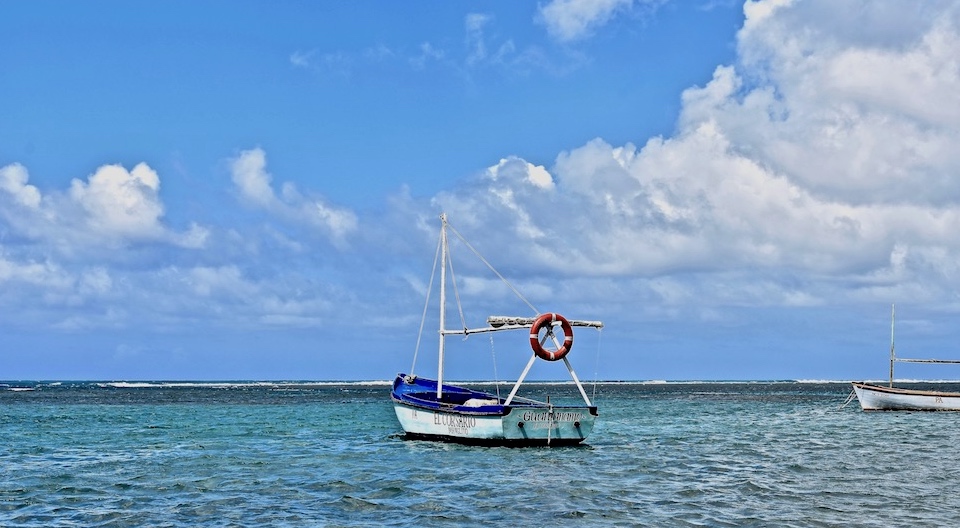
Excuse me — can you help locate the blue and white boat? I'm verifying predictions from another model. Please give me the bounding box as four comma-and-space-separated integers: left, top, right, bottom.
391, 214, 603, 446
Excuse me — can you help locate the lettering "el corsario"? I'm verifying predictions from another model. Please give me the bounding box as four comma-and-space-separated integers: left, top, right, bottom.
434, 413, 476, 428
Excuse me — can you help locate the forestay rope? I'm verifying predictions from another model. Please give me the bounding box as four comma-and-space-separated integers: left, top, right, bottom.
592, 326, 604, 401
445, 235, 469, 334
445, 220, 537, 395
410, 227, 443, 377
446, 222, 539, 314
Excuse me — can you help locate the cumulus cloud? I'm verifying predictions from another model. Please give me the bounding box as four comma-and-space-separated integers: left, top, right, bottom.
230, 147, 358, 245
433, 0, 960, 310
487, 157, 555, 190
0, 163, 41, 208
0, 160, 216, 331
69, 163, 165, 238
0, 161, 208, 249
686, 1, 960, 205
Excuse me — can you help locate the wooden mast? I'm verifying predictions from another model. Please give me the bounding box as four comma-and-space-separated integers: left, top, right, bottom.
889, 304, 895, 388
437, 213, 448, 400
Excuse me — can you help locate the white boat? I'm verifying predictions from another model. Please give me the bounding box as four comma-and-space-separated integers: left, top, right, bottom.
391, 214, 604, 446
852, 382, 960, 411
852, 305, 960, 411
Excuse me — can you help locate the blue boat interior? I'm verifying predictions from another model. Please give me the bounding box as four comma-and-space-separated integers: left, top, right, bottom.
391, 373, 598, 416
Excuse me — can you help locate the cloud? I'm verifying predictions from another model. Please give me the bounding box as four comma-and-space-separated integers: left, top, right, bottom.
69, 162, 165, 239
465, 13, 491, 64
0, 154, 359, 335
289, 12, 569, 82
429, 0, 960, 311
410, 42, 445, 69
230, 148, 358, 245
692, 1, 960, 205
538, 0, 636, 41
487, 157, 555, 190
289, 49, 315, 69
0, 161, 208, 250
0, 163, 41, 208
0, 161, 214, 330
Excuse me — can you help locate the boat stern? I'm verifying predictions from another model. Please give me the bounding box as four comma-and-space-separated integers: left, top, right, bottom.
501, 405, 597, 445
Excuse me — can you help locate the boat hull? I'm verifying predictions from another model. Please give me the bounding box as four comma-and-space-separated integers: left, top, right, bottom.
852, 382, 960, 411
391, 374, 596, 446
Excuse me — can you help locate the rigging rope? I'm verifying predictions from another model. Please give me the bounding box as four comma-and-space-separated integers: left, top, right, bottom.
592, 327, 604, 401
489, 334, 501, 400
410, 228, 443, 376
446, 222, 539, 315
445, 243, 468, 334
838, 387, 858, 411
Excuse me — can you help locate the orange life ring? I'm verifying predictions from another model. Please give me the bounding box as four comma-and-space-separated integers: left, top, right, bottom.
529, 313, 573, 361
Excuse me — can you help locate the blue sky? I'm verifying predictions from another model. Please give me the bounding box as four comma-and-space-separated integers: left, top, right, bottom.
3, 1, 960, 381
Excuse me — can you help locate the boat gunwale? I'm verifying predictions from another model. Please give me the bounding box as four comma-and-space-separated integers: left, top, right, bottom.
852, 381, 960, 398
393, 373, 598, 416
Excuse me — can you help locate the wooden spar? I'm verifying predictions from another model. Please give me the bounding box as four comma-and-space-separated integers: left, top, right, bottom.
895, 358, 960, 364
486, 316, 604, 329
441, 317, 603, 337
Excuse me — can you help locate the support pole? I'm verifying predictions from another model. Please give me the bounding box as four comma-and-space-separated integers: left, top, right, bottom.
504, 354, 538, 406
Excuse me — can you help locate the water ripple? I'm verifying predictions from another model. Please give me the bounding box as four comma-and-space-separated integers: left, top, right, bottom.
4, 382, 960, 526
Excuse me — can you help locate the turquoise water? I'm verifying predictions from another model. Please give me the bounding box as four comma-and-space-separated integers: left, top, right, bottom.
3, 381, 960, 526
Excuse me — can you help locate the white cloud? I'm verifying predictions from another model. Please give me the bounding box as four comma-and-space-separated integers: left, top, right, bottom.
78, 267, 113, 296
69, 163, 164, 238
410, 42, 445, 69
538, 0, 635, 41
703, 1, 960, 205
230, 148, 358, 245
0, 161, 208, 250
290, 49, 315, 68
0, 163, 41, 208
187, 265, 255, 298
231, 148, 276, 207
487, 157, 555, 190
0, 253, 72, 289
431, 0, 960, 311
466, 13, 493, 65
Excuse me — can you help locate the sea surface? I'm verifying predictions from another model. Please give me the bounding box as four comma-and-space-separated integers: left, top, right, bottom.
3, 380, 960, 527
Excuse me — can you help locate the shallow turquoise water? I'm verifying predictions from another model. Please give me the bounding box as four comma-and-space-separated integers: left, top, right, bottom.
3, 381, 960, 526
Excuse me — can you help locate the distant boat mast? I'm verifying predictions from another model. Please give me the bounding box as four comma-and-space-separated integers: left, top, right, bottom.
889, 304, 895, 388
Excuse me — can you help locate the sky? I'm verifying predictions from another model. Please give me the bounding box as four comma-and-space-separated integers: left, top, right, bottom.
3, 1, 960, 382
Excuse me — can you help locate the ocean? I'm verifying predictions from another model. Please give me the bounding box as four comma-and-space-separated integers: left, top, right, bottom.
3, 380, 960, 527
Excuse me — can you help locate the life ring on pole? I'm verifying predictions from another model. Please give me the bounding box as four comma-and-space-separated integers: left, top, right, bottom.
529, 313, 573, 361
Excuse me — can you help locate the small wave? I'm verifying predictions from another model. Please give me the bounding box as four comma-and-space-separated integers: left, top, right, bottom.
95, 380, 394, 389
795, 379, 856, 384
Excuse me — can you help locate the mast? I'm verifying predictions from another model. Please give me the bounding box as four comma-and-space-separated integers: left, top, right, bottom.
437, 213, 448, 399
889, 303, 895, 388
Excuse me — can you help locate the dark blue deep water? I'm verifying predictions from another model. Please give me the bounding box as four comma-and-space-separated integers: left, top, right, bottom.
3, 381, 960, 527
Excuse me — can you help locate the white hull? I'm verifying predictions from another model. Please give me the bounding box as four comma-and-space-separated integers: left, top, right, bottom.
393, 402, 595, 445
852, 382, 960, 411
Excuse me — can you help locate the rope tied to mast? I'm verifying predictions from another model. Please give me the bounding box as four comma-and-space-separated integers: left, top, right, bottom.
446, 221, 539, 315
